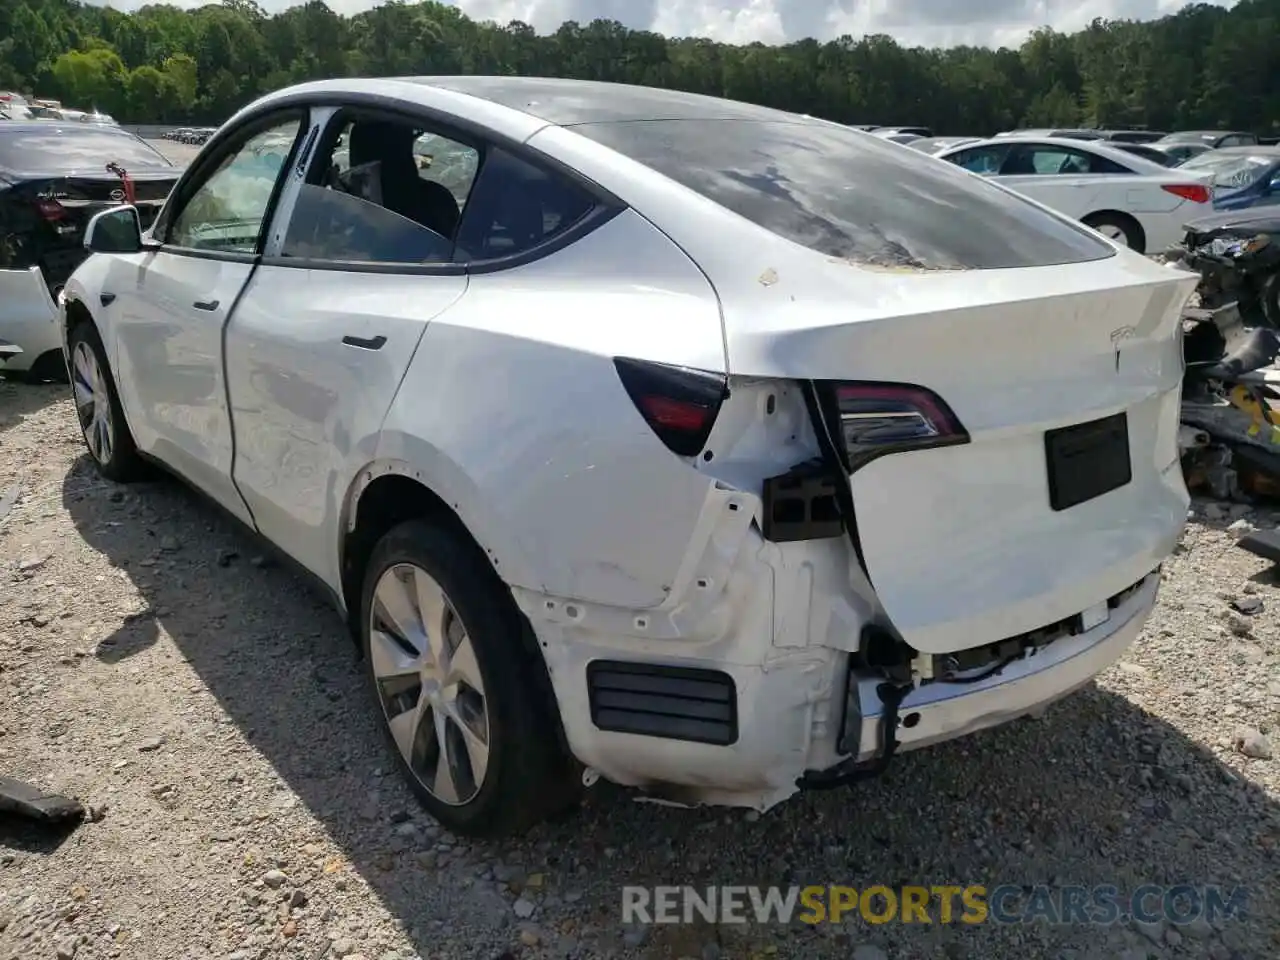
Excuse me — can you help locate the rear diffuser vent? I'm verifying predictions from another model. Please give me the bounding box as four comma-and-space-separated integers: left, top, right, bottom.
586, 660, 738, 746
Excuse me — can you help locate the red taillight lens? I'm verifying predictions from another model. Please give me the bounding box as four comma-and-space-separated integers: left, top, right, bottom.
1162, 183, 1210, 203
827, 381, 967, 469
35, 199, 66, 220
614, 357, 728, 457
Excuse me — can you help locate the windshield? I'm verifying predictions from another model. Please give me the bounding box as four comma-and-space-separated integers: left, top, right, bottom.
1180, 152, 1274, 191
575, 118, 1114, 269
0, 127, 171, 172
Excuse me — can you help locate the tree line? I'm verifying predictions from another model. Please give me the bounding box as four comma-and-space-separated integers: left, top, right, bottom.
1, 0, 1278, 134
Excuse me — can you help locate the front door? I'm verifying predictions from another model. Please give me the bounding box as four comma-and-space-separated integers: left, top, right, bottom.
111, 112, 307, 522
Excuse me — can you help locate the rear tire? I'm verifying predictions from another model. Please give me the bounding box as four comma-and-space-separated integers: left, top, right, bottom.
360, 518, 581, 837
67, 321, 146, 483
1083, 212, 1145, 254
18, 350, 70, 384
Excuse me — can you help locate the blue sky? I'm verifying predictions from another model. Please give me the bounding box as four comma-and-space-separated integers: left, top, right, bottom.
94, 0, 1235, 49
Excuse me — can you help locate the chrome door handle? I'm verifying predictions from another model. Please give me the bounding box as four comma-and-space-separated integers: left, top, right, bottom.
193, 300, 219, 311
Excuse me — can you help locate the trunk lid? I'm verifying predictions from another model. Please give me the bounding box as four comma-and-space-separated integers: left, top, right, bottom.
1, 170, 178, 289
721, 252, 1196, 655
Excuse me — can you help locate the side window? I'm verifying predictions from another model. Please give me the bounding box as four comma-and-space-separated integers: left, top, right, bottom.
282, 115, 478, 265
167, 117, 302, 253
453, 149, 596, 263
946, 146, 1007, 174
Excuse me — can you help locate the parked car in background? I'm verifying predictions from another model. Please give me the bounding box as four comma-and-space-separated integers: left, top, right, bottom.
1178, 146, 1280, 213
63, 76, 1192, 837
1096, 129, 1166, 143
871, 125, 932, 139
934, 136, 1212, 252
879, 132, 924, 145
0, 92, 35, 120
1156, 130, 1257, 150
907, 136, 981, 153
0, 121, 179, 380
995, 128, 1103, 140
1111, 142, 1181, 167
1155, 142, 1215, 166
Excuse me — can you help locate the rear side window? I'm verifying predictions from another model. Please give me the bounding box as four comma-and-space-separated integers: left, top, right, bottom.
453, 148, 595, 263
0, 128, 171, 172
575, 120, 1113, 269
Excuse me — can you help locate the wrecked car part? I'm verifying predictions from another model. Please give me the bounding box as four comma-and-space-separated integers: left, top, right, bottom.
1178, 210, 1280, 328
0, 776, 85, 823
1178, 425, 1210, 453
1237, 528, 1280, 564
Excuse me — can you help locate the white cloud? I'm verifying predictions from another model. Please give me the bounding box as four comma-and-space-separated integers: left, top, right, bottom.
90, 0, 1238, 48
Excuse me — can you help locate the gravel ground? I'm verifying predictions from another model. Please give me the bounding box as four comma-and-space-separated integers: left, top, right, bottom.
0, 138, 1278, 960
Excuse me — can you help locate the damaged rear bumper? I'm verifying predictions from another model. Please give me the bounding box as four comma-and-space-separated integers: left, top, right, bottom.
522, 556, 1159, 812
0, 267, 61, 373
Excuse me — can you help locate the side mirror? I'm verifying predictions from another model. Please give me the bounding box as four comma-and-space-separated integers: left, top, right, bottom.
84, 205, 143, 254
1269, 177, 1280, 194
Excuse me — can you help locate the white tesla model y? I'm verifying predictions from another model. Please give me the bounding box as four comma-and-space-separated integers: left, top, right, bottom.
60, 77, 1195, 836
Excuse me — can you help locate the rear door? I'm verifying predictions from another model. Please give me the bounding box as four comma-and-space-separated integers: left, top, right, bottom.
988, 143, 1114, 218
223, 104, 475, 588
110, 110, 307, 523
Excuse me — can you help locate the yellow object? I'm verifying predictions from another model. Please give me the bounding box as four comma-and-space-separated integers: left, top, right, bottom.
1229, 386, 1280, 444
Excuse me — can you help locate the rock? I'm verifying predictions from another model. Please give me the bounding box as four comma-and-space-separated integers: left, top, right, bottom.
524, 872, 545, 890
513, 897, 536, 919
1223, 612, 1252, 637
216, 550, 238, 567
137, 737, 163, 752
262, 870, 287, 889
1209, 944, 1232, 960
159, 536, 181, 552
852, 946, 889, 960
282, 920, 298, 938
331, 938, 356, 956
1231, 596, 1264, 616
288, 889, 308, 908
1163, 928, 1182, 948
622, 925, 649, 948
1233, 727, 1273, 759
55, 937, 78, 960
1133, 918, 1164, 944
17, 556, 47, 573
1117, 662, 1148, 676
1227, 518, 1256, 538
1180, 915, 1214, 940
519, 929, 540, 947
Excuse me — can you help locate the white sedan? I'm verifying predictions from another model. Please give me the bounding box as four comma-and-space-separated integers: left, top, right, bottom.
934, 136, 1214, 253
62, 77, 1193, 836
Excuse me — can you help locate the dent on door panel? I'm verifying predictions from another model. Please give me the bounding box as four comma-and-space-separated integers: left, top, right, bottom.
226, 266, 467, 590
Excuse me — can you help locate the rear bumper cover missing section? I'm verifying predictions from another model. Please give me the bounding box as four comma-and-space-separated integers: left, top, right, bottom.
0, 267, 61, 372
534, 570, 1158, 811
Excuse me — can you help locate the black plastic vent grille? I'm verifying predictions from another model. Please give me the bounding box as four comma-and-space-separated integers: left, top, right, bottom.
586, 660, 738, 746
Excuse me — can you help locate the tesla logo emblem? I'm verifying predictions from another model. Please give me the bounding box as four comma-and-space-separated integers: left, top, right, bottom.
1110, 325, 1135, 372
109, 188, 125, 201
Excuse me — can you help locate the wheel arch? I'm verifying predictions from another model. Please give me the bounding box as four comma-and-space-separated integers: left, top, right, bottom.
338, 457, 572, 759
337, 454, 546, 635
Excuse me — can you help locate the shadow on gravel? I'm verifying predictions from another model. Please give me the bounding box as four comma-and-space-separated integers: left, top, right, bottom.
0, 378, 63, 439
62, 458, 1279, 960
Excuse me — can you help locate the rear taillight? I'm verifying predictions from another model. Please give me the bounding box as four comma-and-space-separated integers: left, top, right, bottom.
614, 357, 728, 457
1162, 183, 1210, 203
35, 199, 66, 220
824, 381, 967, 469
